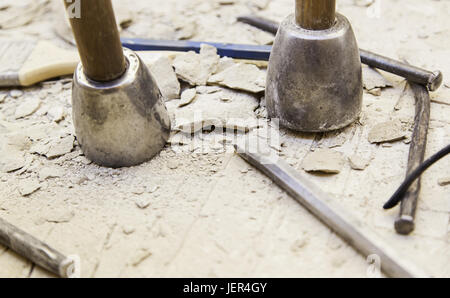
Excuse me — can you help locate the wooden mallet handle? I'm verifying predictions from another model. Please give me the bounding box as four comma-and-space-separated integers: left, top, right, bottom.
64, 0, 126, 82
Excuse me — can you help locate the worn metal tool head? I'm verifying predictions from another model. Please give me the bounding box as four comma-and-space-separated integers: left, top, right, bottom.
65, 0, 170, 168
266, 0, 363, 132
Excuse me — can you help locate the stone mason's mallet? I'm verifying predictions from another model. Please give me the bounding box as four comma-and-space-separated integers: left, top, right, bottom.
64, 0, 171, 168
266, 0, 362, 132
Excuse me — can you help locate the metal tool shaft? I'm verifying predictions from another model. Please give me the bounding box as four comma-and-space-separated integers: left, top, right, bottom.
0, 217, 74, 277
395, 83, 430, 234
237, 15, 443, 91
64, 0, 126, 82
296, 0, 336, 30
234, 145, 428, 278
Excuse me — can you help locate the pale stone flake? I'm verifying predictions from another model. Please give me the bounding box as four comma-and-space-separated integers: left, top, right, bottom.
173, 44, 220, 86
46, 135, 75, 159
18, 179, 41, 196
208, 63, 266, 93
178, 88, 197, 107
149, 56, 181, 100
348, 155, 370, 170
368, 120, 406, 144
15, 97, 41, 119
302, 149, 345, 174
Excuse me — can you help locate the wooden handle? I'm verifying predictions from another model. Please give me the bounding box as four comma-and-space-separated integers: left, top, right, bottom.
295, 0, 336, 30
64, 0, 126, 82
0, 217, 73, 277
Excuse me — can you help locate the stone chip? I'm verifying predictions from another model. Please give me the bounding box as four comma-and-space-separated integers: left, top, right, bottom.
302, 149, 345, 174
15, 98, 41, 119
368, 120, 406, 144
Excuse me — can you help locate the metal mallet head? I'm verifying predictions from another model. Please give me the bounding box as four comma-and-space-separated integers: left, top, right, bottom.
64, 0, 170, 168
266, 0, 363, 132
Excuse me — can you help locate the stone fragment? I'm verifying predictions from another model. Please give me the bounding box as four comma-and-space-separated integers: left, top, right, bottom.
15, 98, 41, 119
135, 197, 151, 209
47, 106, 65, 122
18, 179, 41, 196
367, 87, 381, 96
10, 89, 23, 98
173, 44, 220, 86
122, 225, 135, 235
362, 66, 393, 90
208, 63, 265, 93
348, 155, 369, 170
368, 121, 406, 144
167, 160, 179, 170
38, 167, 64, 181
196, 86, 221, 94
29, 141, 50, 156
2, 155, 26, 173
46, 135, 75, 159
213, 57, 235, 74
302, 149, 345, 174
178, 88, 197, 107
149, 56, 181, 100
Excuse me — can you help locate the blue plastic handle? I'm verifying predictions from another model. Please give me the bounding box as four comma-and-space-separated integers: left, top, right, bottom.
120, 38, 272, 61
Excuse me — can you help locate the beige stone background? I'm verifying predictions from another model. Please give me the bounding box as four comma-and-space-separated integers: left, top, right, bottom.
0, 0, 449, 277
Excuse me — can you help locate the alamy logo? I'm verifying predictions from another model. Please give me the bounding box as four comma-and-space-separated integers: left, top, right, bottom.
66, 0, 81, 19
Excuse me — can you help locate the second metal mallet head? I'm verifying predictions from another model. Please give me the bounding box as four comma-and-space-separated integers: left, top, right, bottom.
266, 0, 363, 132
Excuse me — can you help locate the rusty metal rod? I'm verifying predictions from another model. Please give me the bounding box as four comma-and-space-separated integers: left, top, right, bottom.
237, 15, 443, 91
295, 0, 336, 30
0, 217, 74, 277
394, 83, 430, 235
64, 0, 126, 82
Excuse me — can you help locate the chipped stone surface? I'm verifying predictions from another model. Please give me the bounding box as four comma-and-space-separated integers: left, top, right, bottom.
362, 66, 393, 90
135, 197, 151, 209
18, 179, 41, 196
178, 88, 197, 107
122, 225, 136, 235
9, 90, 23, 98
14, 98, 41, 119
38, 166, 64, 181
348, 155, 369, 170
302, 149, 345, 174
2, 154, 26, 173
45, 210, 75, 223
47, 106, 65, 122
148, 56, 181, 100
46, 135, 74, 159
173, 44, 220, 86
367, 87, 381, 96
208, 63, 266, 93
368, 121, 406, 144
